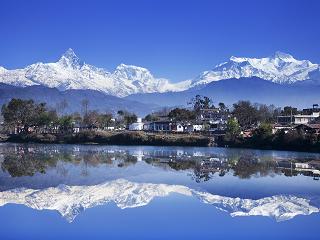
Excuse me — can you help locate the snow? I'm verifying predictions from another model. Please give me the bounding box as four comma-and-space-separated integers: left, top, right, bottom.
0, 179, 318, 222
191, 52, 320, 86
0, 49, 185, 97
0, 49, 319, 96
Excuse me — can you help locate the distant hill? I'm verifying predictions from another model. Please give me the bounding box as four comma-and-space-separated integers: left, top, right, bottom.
125, 77, 320, 108
0, 84, 158, 116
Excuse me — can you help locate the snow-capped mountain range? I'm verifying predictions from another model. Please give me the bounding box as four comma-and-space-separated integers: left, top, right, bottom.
0, 49, 319, 97
191, 51, 320, 87
0, 49, 189, 97
0, 179, 318, 222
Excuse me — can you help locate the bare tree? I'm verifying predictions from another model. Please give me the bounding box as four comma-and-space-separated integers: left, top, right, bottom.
81, 98, 89, 116
56, 99, 69, 116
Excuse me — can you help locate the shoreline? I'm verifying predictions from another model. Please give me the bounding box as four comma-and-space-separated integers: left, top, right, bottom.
2, 131, 320, 153
3, 131, 213, 147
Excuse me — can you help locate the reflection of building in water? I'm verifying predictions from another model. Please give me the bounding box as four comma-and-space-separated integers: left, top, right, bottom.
131, 149, 144, 161
193, 158, 230, 182
277, 160, 320, 180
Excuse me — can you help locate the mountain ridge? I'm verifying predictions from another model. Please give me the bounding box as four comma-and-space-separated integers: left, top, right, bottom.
0, 48, 187, 97
1, 49, 320, 98
125, 77, 320, 108
0, 83, 158, 115
0, 179, 318, 222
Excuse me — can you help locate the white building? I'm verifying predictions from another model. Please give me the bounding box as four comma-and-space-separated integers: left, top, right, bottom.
129, 118, 144, 131
294, 112, 320, 124
295, 162, 311, 169
186, 124, 203, 132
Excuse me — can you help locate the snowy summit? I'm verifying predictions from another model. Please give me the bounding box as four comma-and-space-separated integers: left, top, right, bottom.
0, 48, 187, 97
0, 49, 319, 97
191, 51, 320, 86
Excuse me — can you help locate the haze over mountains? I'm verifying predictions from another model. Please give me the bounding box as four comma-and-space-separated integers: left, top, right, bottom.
0, 49, 319, 113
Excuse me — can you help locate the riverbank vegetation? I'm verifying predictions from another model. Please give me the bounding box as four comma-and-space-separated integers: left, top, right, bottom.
7, 130, 211, 146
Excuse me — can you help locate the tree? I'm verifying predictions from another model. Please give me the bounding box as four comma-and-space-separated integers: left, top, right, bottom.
36, 110, 58, 130
81, 98, 89, 116
117, 110, 124, 116
225, 117, 241, 141
117, 110, 137, 127
98, 113, 113, 129
282, 106, 298, 116
218, 102, 227, 112
232, 101, 258, 128
1, 99, 49, 133
83, 110, 100, 128
168, 108, 195, 121
56, 99, 69, 115
252, 123, 272, 140
189, 95, 214, 113
124, 113, 137, 127
58, 115, 73, 133
144, 113, 160, 122
256, 104, 277, 123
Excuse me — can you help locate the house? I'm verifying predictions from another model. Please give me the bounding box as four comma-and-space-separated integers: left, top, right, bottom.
277, 105, 320, 125
105, 126, 115, 131
294, 112, 320, 124
171, 123, 184, 132
277, 115, 293, 125
271, 124, 291, 134
73, 124, 80, 133
198, 108, 229, 123
129, 118, 144, 131
294, 124, 320, 135
147, 121, 184, 132
295, 162, 311, 169
185, 123, 203, 132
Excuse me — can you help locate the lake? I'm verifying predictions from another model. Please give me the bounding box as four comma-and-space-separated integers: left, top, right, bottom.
0, 143, 319, 240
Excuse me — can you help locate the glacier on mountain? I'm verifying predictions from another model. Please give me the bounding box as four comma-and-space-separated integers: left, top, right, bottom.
0, 179, 318, 222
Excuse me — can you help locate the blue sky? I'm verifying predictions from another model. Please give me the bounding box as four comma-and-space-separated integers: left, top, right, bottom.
0, 0, 319, 82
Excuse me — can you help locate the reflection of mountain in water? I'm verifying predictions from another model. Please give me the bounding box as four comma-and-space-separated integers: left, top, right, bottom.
0, 179, 318, 223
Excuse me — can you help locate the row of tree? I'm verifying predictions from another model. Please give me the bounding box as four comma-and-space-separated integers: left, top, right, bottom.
1, 99, 137, 134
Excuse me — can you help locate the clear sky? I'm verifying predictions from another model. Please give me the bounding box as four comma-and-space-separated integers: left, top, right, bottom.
0, 0, 319, 82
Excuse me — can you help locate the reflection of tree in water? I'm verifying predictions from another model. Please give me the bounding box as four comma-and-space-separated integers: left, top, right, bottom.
144, 154, 284, 182
232, 155, 280, 179
192, 160, 229, 183
1, 146, 318, 181
0, 149, 137, 177
1, 153, 54, 177
117, 155, 137, 167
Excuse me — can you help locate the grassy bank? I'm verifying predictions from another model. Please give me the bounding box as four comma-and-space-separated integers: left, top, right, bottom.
5, 131, 212, 147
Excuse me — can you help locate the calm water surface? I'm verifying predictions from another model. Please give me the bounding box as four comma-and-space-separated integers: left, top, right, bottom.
0, 143, 319, 240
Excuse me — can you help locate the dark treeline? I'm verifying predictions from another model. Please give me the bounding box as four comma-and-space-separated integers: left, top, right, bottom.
222, 123, 320, 152
1, 98, 137, 134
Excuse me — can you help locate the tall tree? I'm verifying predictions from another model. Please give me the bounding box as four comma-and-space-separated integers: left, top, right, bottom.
225, 117, 241, 141
1, 99, 47, 132
98, 113, 113, 128
232, 101, 258, 128
189, 95, 214, 113
81, 98, 89, 116
168, 108, 195, 121
56, 99, 69, 116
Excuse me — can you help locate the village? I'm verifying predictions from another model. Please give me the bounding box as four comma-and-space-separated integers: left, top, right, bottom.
1, 95, 320, 151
